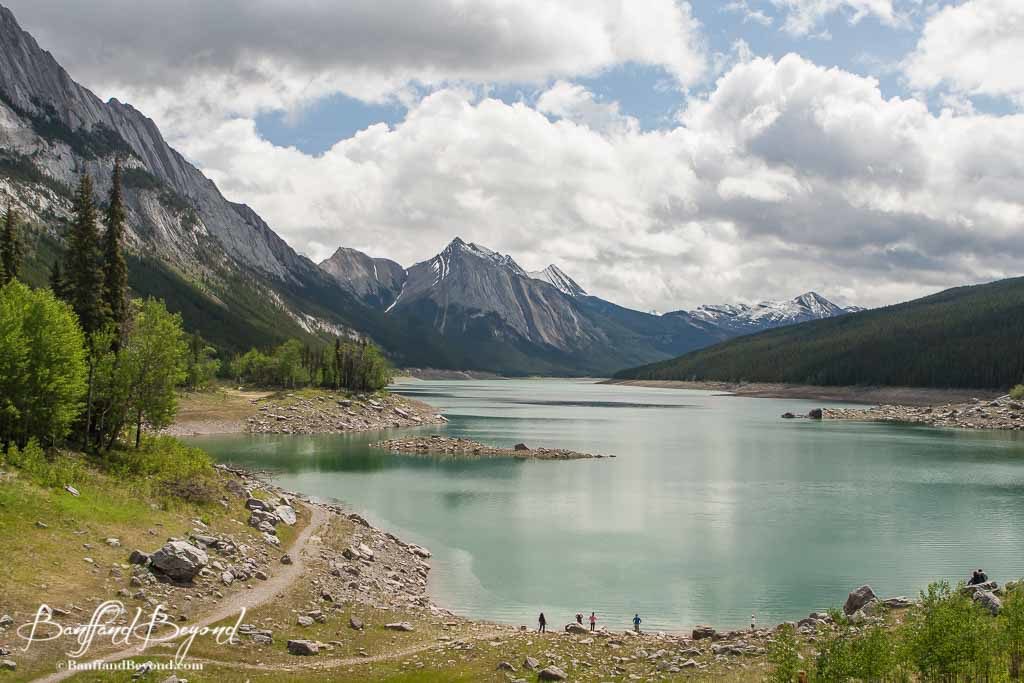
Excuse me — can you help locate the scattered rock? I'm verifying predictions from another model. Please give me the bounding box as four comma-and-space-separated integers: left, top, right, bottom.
280, 554, 293, 565
524, 656, 540, 671
385, 622, 414, 632
497, 661, 517, 671
297, 615, 314, 627
692, 625, 717, 640
128, 550, 150, 565
349, 616, 364, 631
538, 665, 568, 681
149, 541, 208, 582
286, 639, 319, 656
64, 485, 80, 496
245, 497, 272, 512
844, 585, 878, 615
275, 505, 297, 526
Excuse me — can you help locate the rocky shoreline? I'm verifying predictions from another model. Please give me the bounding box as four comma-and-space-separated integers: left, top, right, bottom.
824, 393, 1024, 430
167, 388, 449, 437
371, 435, 614, 460
246, 391, 448, 435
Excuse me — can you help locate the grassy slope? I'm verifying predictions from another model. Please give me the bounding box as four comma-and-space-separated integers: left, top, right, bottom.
615, 277, 1024, 390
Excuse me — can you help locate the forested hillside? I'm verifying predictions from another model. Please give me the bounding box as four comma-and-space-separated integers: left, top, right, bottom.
614, 277, 1024, 389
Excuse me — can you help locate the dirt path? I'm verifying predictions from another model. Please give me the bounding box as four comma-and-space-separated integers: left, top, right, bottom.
34, 505, 331, 683
185, 626, 509, 673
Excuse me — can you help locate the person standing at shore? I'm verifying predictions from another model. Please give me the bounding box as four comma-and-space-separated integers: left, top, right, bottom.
590, 612, 597, 631
751, 613, 756, 631
538, 612, 547, 633
633, 613, 641, 633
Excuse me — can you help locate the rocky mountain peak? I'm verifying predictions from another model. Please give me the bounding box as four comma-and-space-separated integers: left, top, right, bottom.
529, 264, 587, 297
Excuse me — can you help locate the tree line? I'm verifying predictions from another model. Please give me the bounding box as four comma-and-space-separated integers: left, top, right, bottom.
229, 336, 392, 393
0, 162, 189, 451
615, 278, 1024, 390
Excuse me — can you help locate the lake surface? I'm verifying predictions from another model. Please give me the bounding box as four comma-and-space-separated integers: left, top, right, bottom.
189, 379, 1024, 631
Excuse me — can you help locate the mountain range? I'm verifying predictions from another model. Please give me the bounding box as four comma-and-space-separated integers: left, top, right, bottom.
318, 236, 860, 374
0, 5, 858, 376
615, 277, 1024, 390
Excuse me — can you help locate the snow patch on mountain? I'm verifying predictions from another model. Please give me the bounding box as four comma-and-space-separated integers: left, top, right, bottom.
529, 264, 587, 297
681, 291, 858, 332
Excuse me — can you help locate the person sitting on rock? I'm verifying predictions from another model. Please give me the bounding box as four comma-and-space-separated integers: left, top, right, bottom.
969, 568, 989, 585
576, 612, 583, 625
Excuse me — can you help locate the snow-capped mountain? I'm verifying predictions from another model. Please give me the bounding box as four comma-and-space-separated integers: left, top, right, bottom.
315, 236, 863, 375
673, 292, 860, 334
529, 264, 587, 297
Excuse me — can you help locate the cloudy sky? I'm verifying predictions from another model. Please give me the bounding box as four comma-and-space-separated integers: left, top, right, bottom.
7, 0, 1023, 311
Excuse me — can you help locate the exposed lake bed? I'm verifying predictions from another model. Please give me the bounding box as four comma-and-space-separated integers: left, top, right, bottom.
188, 379, 1024, 632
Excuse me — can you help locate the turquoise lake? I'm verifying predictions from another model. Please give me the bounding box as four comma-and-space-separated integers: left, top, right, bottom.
189, 379, 1024, 632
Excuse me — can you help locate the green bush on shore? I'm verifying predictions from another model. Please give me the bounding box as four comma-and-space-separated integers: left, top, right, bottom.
770, 580, 1024, 682
4, 435, 217, 505
1010, 384, 1024, 400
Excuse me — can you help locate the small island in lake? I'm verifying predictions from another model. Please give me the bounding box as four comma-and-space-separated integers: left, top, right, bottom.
371, 435, 614, 460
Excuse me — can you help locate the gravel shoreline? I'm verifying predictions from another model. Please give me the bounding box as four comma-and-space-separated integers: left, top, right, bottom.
824, 393, 1024, 431
168, 388, 448, 436
605, 379, 1002, 406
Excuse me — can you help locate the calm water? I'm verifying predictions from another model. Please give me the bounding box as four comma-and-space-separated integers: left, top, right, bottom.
189, 379, 1024, 631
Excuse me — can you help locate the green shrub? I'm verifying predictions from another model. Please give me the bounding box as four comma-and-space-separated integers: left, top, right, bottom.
1002, 589, 1024, 678
104, 436, 212, 480
814, 622, 902, 682
5, 440, 86, 489
1010, 384, 1024, 400
769, 623, 803, 683
903, 581, 1001, 680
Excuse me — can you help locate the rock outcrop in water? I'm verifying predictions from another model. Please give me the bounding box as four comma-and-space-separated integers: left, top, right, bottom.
825, 395, 1024, 430
372, 435, 612, 460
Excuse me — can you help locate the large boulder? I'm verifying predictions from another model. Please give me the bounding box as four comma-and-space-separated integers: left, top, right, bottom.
149, 541, 208, 582
245, 497, 272, 512
692, 625, 716, 640
843, 585, 877, 615
275, 505, 297, 526
538, 666, 568, 681
974, 590, 1003, 615
564, 622, 588, 634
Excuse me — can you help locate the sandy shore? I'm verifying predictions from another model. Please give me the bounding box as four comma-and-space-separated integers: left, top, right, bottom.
604, 379, 1002, 406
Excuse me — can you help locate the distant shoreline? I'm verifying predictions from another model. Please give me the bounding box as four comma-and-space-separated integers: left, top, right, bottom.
602, 379, 1002, 407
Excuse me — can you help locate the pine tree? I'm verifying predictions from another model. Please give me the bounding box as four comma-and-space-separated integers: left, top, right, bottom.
1, 204, 22, 285
101, 160, 128, 330
48, 260, 68, 300
66, 174, 106, 450
66, 174, 105, 335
